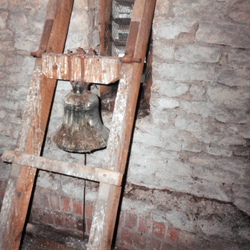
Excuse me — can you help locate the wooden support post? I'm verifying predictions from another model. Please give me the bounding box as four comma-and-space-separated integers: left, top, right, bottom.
88, 0, 156, 249
100, 0, 112, 57
99, 0, 113, 99
0, 1, 74, 249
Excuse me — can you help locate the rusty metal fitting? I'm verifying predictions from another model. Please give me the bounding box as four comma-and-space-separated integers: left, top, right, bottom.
30, 50, 43, 58
87, 48, 97, 56
121, 54, 142, 64
76, 47, 86, 55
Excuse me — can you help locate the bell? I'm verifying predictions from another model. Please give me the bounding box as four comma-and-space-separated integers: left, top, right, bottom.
53, 82, 109, 153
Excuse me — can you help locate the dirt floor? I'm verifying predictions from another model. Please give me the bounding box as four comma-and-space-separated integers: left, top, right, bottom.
19, 223, 129, 250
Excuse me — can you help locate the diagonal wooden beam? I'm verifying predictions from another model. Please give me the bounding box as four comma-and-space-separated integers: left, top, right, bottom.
0, 1, 74, 249
88, 0, 156, 249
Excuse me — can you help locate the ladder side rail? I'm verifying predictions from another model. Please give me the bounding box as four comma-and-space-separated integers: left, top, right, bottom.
88, 0, 156, 249
0, 1, 74, 249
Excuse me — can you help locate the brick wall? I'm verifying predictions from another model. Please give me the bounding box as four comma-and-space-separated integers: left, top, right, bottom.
0, 0, 250, 249
26, 178, 250, 249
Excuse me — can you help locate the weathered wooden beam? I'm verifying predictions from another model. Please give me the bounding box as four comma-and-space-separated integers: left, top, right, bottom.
100, 0, 112, 57
42, 53, 121, 84
88, 0, 156, 249
99, 0, 113, 98
0, 1, 74, 249
2, 151, 123, 186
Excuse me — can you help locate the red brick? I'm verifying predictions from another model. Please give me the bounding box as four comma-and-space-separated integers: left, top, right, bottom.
116, 226, 123, 241
85, 203, 93, 218
63, 213, 77, 229
43, 209, 54, 225
29, 207, 44, 224
76, 215, 84, 232
0, 180, 7, 190
125, 212, 138, 230
166, 226, 180, 244
49, 195, 60, 211
121, 228, 134, 246
139, 217, 151, 234
118, 211, 125, 227
153, 221, 165, 239
86, 219, 92, 235
161, 242, 177, 250
133, 232, 147, 249
73, 199, 83, 215
32, 192, 40, 207
146, 237, 161, 250
30, 207, 53, 226
54, 211, 65, 227
179, 231, 196, 249
40, 194, 50, 208
2, 180, 8, 189
61, 197, 71, 212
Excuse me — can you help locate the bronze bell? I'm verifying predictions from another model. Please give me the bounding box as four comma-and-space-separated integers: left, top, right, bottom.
53, 82, 109, 153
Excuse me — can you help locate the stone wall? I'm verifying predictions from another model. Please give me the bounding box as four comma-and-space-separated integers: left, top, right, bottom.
0, 0, 250, 249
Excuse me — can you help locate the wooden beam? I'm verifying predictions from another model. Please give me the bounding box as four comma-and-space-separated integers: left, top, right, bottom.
42, 53, 121, 84
88, 0, 156, 249
100, 0, 112, 57
99, 0, 113, 100
0, 1, 74, 249
2, 151, 123, 186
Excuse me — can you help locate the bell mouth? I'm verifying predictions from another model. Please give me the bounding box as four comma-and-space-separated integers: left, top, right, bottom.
53, 123, 109, 153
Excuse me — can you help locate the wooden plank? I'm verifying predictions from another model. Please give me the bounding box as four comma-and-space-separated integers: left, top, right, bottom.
88, 0, 156, 249
42, 53, 121, 84
2, 151, 123, 186
99, 0, 113, 98
0, 1, 74, 249
100, 0, 112, 57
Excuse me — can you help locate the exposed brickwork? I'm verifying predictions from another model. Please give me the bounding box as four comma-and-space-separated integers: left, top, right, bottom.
152, 221, 166, 239
72, 199, 83, 215
0, 0, 250, 250
125, 212, 138, 231
138, 217, 151, 234
166, 226, 180, 244
61, 197, 71, 213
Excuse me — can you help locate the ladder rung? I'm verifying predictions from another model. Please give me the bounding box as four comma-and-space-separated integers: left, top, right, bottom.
2, 150, 123, 186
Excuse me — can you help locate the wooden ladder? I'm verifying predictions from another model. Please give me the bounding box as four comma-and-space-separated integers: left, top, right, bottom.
0, 0, 156, 249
